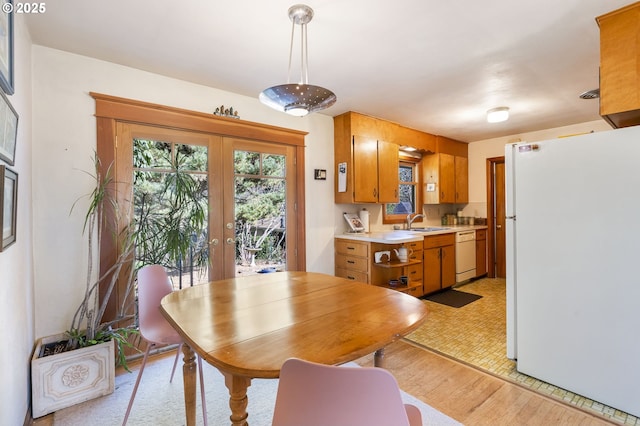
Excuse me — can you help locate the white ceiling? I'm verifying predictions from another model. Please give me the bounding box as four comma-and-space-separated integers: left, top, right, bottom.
24, 0, 632, 142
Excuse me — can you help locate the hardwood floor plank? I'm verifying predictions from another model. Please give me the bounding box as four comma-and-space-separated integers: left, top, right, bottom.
355, 340, 617, 425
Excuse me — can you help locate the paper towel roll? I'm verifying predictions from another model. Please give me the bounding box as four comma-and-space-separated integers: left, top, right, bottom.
359, 208, 370, 232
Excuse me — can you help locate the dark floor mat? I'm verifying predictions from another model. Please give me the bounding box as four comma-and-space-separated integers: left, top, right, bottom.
424, 289, 482, 308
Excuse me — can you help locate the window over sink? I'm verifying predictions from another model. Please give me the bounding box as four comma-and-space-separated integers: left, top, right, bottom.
383, 160, 422, 225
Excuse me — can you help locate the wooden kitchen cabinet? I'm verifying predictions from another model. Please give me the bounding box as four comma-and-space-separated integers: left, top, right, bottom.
423, 233, 456, 294
335, 237, 424, 296
371, 240, 424, 297
351, 136, 399, 203
597, 2, 640, 128
335, 239, 370, 283
334, 126, 399, 203
422, 153, 468, 204
475, 229, 487, 277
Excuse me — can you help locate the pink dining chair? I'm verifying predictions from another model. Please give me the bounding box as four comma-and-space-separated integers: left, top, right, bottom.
272, 358, 423, 426
122, 265, 208, 426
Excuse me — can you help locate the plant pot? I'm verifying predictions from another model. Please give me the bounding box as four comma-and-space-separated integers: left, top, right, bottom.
31, 333, 115, 418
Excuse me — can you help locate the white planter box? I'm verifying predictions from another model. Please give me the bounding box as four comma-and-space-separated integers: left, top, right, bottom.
31, 333, 115, 418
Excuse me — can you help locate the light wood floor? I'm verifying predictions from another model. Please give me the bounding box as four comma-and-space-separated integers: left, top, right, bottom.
356, 340, 616, 426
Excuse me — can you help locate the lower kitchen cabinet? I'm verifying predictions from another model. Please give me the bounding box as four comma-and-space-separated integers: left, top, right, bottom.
423, 233, 456, 294
334, 238, 424, 296
475, 229, 487, 277
335, 239, 370, 283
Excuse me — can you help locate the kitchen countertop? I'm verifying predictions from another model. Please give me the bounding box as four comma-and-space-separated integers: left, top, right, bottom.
336, 225, 488, 244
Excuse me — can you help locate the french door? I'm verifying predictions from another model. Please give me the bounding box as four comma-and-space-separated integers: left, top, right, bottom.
116, 123, 298, 285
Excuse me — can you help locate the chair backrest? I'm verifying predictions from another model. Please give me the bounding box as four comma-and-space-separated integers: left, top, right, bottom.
272, 358, 418, 426
137, 265, 174, 339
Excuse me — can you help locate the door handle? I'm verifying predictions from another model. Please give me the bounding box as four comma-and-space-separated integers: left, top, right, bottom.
209, 238, 219, 246
226, 238, 236, 245
496, 225, 502, 230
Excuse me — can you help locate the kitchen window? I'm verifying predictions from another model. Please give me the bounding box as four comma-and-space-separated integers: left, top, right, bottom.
383, 160, 422, 224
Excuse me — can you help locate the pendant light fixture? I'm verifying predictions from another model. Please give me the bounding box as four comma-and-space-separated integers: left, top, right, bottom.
259, 4, 337, 117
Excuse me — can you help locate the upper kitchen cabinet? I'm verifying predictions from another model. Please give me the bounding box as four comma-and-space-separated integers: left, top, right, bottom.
334, 111, 434, 204
422, 136, 468, 204
335, 134, 399, 203
597, 2, 640, 128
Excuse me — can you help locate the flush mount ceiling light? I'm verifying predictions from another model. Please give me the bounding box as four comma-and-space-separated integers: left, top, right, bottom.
259, 4, 337, 117
487, 106, 509, 123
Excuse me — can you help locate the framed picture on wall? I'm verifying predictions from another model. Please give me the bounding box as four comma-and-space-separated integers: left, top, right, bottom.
0, 165, 17, 251
0, 89, 17, 165
0, 0, 14, 95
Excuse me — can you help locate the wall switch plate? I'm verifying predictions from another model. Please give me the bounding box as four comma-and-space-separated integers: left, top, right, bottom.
314, 169, 326, 180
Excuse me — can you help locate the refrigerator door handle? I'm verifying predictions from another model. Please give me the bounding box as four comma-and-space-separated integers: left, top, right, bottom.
506, 215, 516, 220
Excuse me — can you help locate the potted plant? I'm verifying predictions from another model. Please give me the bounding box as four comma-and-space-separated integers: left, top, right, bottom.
31, 146, 211, 418
31, 155, 138, 418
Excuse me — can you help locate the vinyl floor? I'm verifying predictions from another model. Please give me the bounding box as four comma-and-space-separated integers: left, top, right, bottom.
405, 277, 638, 425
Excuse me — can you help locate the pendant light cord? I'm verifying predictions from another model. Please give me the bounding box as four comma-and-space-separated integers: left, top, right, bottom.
287, 18, 309, 85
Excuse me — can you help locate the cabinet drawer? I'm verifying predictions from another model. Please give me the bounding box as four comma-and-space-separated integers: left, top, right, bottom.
406, 240, 423, 251
400, 283, 423, 297
335, 255, 369, 273
407, 263, 422, 281
335, 268, 369, 283
475, 229, 487, 240
336, 239, 369, 257
423, 233, 455, 248
408, 250, 422, 263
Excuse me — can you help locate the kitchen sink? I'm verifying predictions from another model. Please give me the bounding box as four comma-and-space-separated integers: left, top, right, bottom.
409, 227, 450, 232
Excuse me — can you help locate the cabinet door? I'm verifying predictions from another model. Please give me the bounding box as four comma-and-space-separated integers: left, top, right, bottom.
440, 244, 456, 288
423, 247, 442, 294
377, 140, 399, 203
439, 153, 455, 203
353, 136, 379, 202
455, 156, 468, 203
475, 238, 487, 277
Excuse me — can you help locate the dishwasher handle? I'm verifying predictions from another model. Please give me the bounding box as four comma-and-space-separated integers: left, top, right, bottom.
456, 230, 476, 242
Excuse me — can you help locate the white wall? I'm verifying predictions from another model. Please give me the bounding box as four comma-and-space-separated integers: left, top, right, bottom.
31, 45, 336, 338
0, 15, 34, 426
463, 119, 613, 217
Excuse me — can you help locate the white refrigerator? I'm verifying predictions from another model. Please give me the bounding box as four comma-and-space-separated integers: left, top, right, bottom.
505, 125, 640, 417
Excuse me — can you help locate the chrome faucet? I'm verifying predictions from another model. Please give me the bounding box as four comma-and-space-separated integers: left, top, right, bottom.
406, 213, 425, 230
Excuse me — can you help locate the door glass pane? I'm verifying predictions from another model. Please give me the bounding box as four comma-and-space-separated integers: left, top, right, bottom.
133, 138, 209, 288
234, 150, 286, 276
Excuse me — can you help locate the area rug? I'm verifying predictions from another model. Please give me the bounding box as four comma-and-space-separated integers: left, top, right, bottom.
52, 352, 461, 425
424, 289, 482, 308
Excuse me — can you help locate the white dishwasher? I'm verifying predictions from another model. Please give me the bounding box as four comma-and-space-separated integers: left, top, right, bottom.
455, 230, 476, 283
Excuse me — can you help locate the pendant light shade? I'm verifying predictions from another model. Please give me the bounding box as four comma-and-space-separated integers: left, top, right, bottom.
260, 4, 336, 116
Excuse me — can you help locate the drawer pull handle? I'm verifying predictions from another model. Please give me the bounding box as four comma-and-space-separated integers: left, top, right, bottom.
347, 260, 355, 264
347, 276, 355, 280
347, 247, 355, 250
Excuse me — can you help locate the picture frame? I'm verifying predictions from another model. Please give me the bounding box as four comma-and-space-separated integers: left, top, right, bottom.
343, 213, 365, 232
0, 0, 14, 95
0, 165, 17, 251
0, 89, 17, 165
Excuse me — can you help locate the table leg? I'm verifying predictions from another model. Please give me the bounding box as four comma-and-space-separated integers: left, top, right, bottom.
181, 344, 197, 426
374, 347, 386, 368
222, 372, 252, 426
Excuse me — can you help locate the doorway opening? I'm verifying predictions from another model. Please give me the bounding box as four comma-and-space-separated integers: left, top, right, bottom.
486, 156, 505, 278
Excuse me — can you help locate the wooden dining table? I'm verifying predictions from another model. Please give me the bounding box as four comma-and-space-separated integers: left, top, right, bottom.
160, 271, 428, 426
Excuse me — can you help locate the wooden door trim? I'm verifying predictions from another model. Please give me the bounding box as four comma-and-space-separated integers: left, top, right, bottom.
91, 92, 308, 146
486, 156, 504, 278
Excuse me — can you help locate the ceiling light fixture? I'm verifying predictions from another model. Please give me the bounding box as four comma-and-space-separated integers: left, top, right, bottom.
259, 4, 337, 117
487, 106, 509, 123
579, 88, 600, 99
